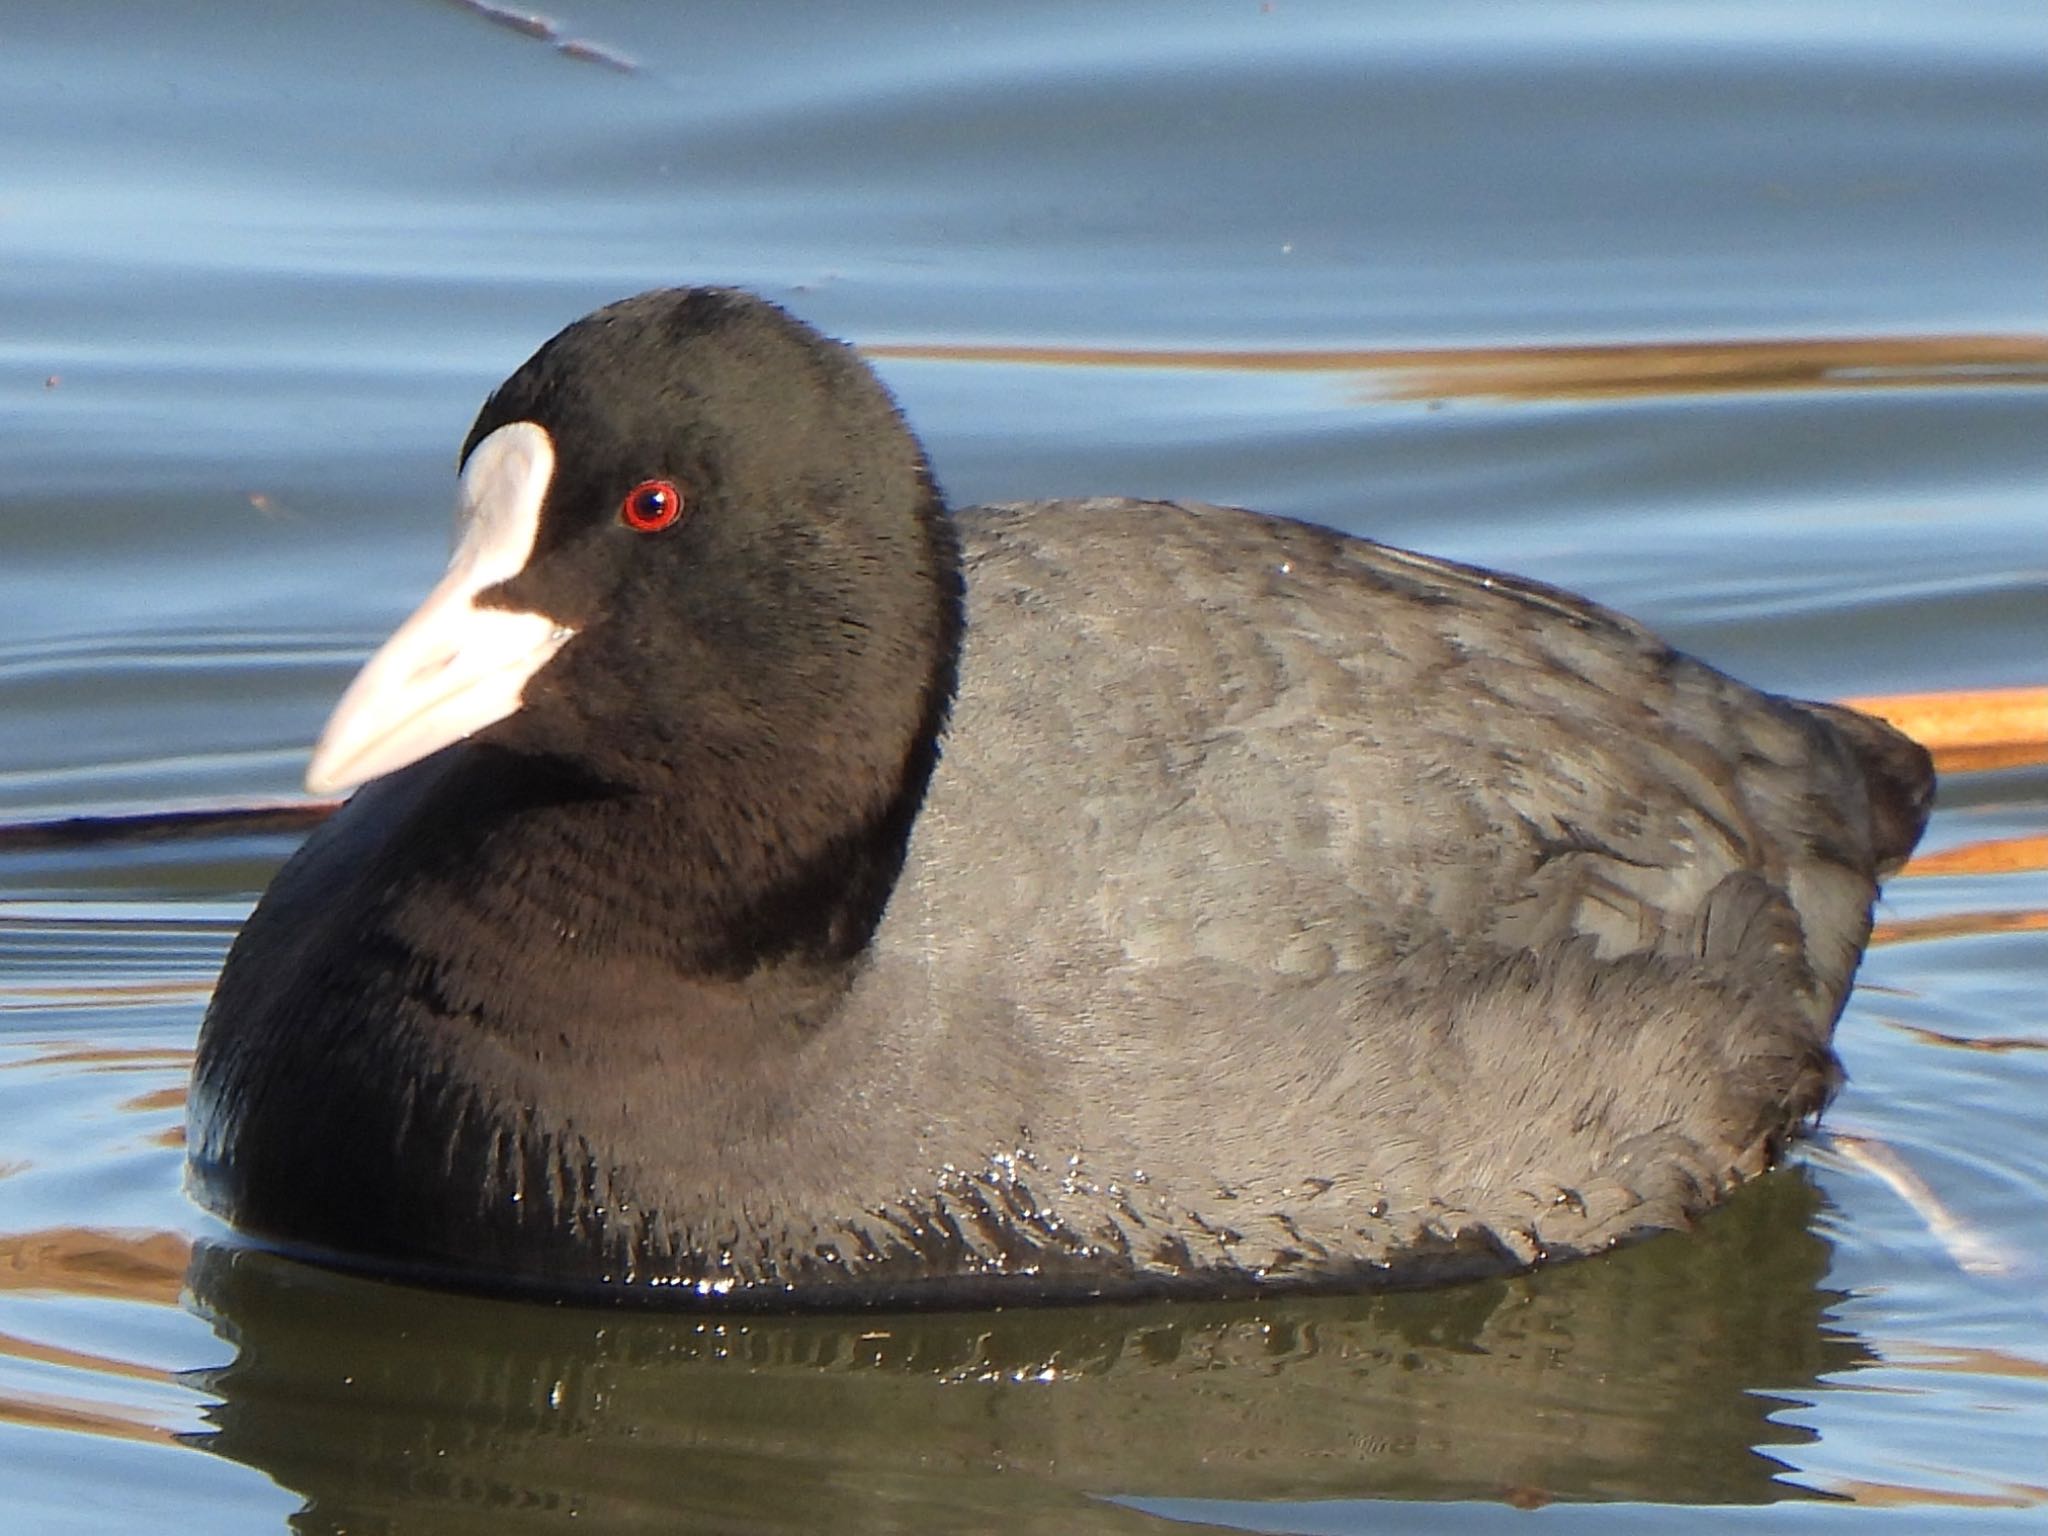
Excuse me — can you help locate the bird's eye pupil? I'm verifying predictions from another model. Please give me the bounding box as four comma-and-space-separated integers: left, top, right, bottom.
620, 479, 685, 532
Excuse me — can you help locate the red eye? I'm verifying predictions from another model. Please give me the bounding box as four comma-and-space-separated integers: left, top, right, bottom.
620, 478, 686, 533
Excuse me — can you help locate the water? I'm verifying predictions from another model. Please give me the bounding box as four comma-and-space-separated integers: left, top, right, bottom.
2, 1, 2045, 1530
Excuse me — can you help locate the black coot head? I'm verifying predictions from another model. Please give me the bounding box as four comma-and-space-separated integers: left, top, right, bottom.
306, 287, 963, 823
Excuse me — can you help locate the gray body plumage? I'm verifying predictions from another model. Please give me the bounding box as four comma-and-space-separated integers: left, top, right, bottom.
234, 499, 1908, 1303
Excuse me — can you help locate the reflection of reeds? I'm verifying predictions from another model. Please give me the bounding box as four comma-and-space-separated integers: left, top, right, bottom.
0, 1227, 189, 1305
1894, 1024, 2048, 1055
0, 1280, 189, 1445
0, 1377, 177, 1446
0, 980, 213, 1010
0, 1044, 192, 1072
1873, 909, 2048, 946
1883, 1344, 2048, 1382
1846, 687, 2048, 777
0, 1323, 175, 1383
1898, 834, 2048, 880
865, 333, 2048, 401
1820, 1477, 2048, 1511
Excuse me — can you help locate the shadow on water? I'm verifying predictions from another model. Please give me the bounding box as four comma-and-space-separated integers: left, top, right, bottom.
179, 1171, 1860, 1534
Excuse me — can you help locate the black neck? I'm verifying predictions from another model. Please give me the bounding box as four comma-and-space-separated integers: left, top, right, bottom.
388, 513, 962, 982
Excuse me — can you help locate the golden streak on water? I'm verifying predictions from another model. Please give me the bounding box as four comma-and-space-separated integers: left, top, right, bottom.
1883, 1343, 2048, 1382
863, 332, 2048, 401
1871, 910, 2048, 947
0, 1388, 177, 1447
1899, 834, 2048, 879
1921, 742, 2048, 773
0, 1326, 177, 1386
1892, 1024, 2048, 1055
120, 1085, 188, 1115
1822, 1476, 2048, 1510
0, 1044, 194, 1072
0, 979, 215, 1011
0, 1227, 191, 1304
0, 1282, 193, 1459
1846, 687, 2048, 776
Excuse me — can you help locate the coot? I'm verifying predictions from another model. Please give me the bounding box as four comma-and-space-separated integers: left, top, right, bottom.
188, 288, 1933, 1307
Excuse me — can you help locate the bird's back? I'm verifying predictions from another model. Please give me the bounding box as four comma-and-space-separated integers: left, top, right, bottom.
834, 498, 1932, 1287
